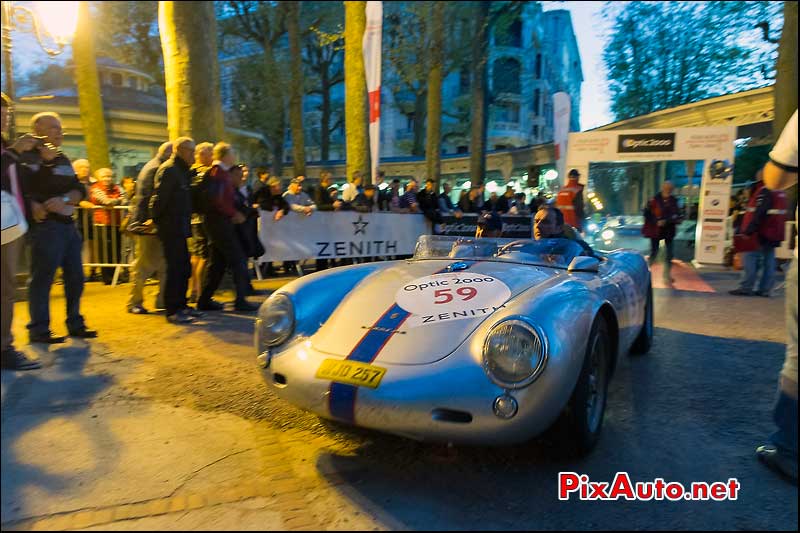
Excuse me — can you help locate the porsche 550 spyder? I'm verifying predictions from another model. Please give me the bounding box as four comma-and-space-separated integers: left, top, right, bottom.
255, 235, 653, 454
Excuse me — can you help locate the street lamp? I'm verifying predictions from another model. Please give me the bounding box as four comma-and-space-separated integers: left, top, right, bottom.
2, 0, 79, 137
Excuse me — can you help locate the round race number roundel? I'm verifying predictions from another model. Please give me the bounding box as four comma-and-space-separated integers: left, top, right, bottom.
395, 272, 512, 317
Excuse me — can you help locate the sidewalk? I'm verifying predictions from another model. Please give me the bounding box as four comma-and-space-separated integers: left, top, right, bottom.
1, 279, 385, 531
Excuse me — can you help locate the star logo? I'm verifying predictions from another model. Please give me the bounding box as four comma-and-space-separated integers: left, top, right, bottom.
353, 215, 369, 235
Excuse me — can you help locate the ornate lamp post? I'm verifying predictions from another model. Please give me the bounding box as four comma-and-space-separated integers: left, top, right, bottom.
1, 1, 79, 137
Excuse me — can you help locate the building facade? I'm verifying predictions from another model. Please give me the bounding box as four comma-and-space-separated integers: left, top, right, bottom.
219, 2, 582, 167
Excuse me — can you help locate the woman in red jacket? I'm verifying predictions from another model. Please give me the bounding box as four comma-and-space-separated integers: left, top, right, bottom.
90, 168, 128, 284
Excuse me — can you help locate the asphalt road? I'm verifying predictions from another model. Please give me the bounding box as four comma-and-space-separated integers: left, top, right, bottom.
1, 266, 797, 530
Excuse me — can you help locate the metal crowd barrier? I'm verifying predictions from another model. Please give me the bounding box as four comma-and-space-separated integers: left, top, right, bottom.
77, 206, 134, 286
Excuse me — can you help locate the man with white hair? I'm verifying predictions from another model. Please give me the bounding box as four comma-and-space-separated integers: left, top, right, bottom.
72, 157, 99, 281
151, 137, 197, 324
17, 112, 97, 342
126, 140, 172, 314
188, 141, 213, 305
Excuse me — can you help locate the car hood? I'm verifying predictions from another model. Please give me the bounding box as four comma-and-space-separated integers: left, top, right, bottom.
310, 259, 559, 365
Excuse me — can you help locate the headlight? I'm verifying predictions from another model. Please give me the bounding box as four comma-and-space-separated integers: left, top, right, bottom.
257, 293, 295, 350
588, 223, 599, 233
601, 229, 615, 240
482, 319, 547, 389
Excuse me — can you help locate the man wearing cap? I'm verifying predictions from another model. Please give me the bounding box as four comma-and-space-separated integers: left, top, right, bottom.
283, 177, 316, 216
555, 169, 585, 232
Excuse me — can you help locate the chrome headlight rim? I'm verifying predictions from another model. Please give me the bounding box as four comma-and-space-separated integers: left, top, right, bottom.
482, 317, 548, 390
261, 292, 295, 348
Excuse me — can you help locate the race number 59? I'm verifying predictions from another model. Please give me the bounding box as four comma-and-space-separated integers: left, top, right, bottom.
396, 273, 511, 316
433, 287, 477, 304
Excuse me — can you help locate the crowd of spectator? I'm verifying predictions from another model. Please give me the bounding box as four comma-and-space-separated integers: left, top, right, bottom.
1, 95, 558, 366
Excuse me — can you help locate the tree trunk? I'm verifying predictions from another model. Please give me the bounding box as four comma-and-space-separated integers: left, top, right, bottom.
262, 42, 285, 176
271, 137, 284, 178
344, 1, 368, 181
774, 1, 798, 136
73, 1, 111, 170
321, 67, 332, 161
469, 1, 490, 184
159, 1, 223, 142
287, 1, 306, 175
412, 91, 427, 156
425, 1, 444, 187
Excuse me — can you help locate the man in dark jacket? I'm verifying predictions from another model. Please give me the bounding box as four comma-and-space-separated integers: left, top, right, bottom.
730, 172, 787, 297
313, 170, 341, 212
126, 141, 171, 314
252, 176, 291, 277
197, 143, 259, 312
417, 178, 443, 232
17, 112, 97, 343
642, 180, 682, 283
151, 137, 196, 324
312, 171, 339, 270
232, 164, 265, 265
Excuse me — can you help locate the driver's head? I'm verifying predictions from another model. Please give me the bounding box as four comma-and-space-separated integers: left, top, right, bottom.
534, 206, 565, 240
476, 211, 503, 238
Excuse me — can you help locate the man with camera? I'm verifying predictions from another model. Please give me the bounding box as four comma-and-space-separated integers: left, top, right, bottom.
15, 112, 97, 343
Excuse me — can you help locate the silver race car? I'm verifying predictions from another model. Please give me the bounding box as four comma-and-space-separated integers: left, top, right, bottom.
255, 235, 653, 454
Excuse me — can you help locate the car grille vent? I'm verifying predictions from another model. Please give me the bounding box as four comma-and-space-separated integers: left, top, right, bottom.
431, 408, 473, 424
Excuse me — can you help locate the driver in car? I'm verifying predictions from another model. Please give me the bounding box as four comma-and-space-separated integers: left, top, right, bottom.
533, 205, 596, 257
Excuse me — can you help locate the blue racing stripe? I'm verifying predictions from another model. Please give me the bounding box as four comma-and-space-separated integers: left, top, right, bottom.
328, 261, 476, 423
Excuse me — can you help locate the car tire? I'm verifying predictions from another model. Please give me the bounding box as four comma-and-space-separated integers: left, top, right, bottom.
631, 282, 653, 355
554, 316, 611, 456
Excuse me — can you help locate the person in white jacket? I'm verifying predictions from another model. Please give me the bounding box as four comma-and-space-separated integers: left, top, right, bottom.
341, 171, 363, 204
756, 109, 798, 484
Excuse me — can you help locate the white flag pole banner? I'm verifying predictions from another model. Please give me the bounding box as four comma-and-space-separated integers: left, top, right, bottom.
257, 212, 428, 262
552, 91, 571, 184
363, 1, 382, 183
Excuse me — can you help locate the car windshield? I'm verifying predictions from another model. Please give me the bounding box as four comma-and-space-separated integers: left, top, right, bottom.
412, 235, 587, 269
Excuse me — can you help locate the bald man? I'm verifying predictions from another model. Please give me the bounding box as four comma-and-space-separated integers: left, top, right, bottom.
17, 112, 97, 342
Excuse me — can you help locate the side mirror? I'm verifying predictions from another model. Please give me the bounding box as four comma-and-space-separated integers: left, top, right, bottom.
567, 256, 600, 273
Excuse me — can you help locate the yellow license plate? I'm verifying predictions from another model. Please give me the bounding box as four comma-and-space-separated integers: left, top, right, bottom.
315, 359, 386, 389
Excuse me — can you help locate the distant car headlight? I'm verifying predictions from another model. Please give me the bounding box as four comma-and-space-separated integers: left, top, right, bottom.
256, 293, 295, 351
588, 223, 599, 233
482, 319, 547, 389
601, 229, 615, 240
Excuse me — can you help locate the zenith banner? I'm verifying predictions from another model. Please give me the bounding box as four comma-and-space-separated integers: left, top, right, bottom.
440, 214, 533, 238
257, 211, 429, 262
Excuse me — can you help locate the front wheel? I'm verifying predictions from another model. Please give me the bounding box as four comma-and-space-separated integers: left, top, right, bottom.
631, 282, 653, 355
553, 316, 611, 456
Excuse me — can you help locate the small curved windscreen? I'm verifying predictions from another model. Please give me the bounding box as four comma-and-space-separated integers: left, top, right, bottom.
413, 235, 586, 269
